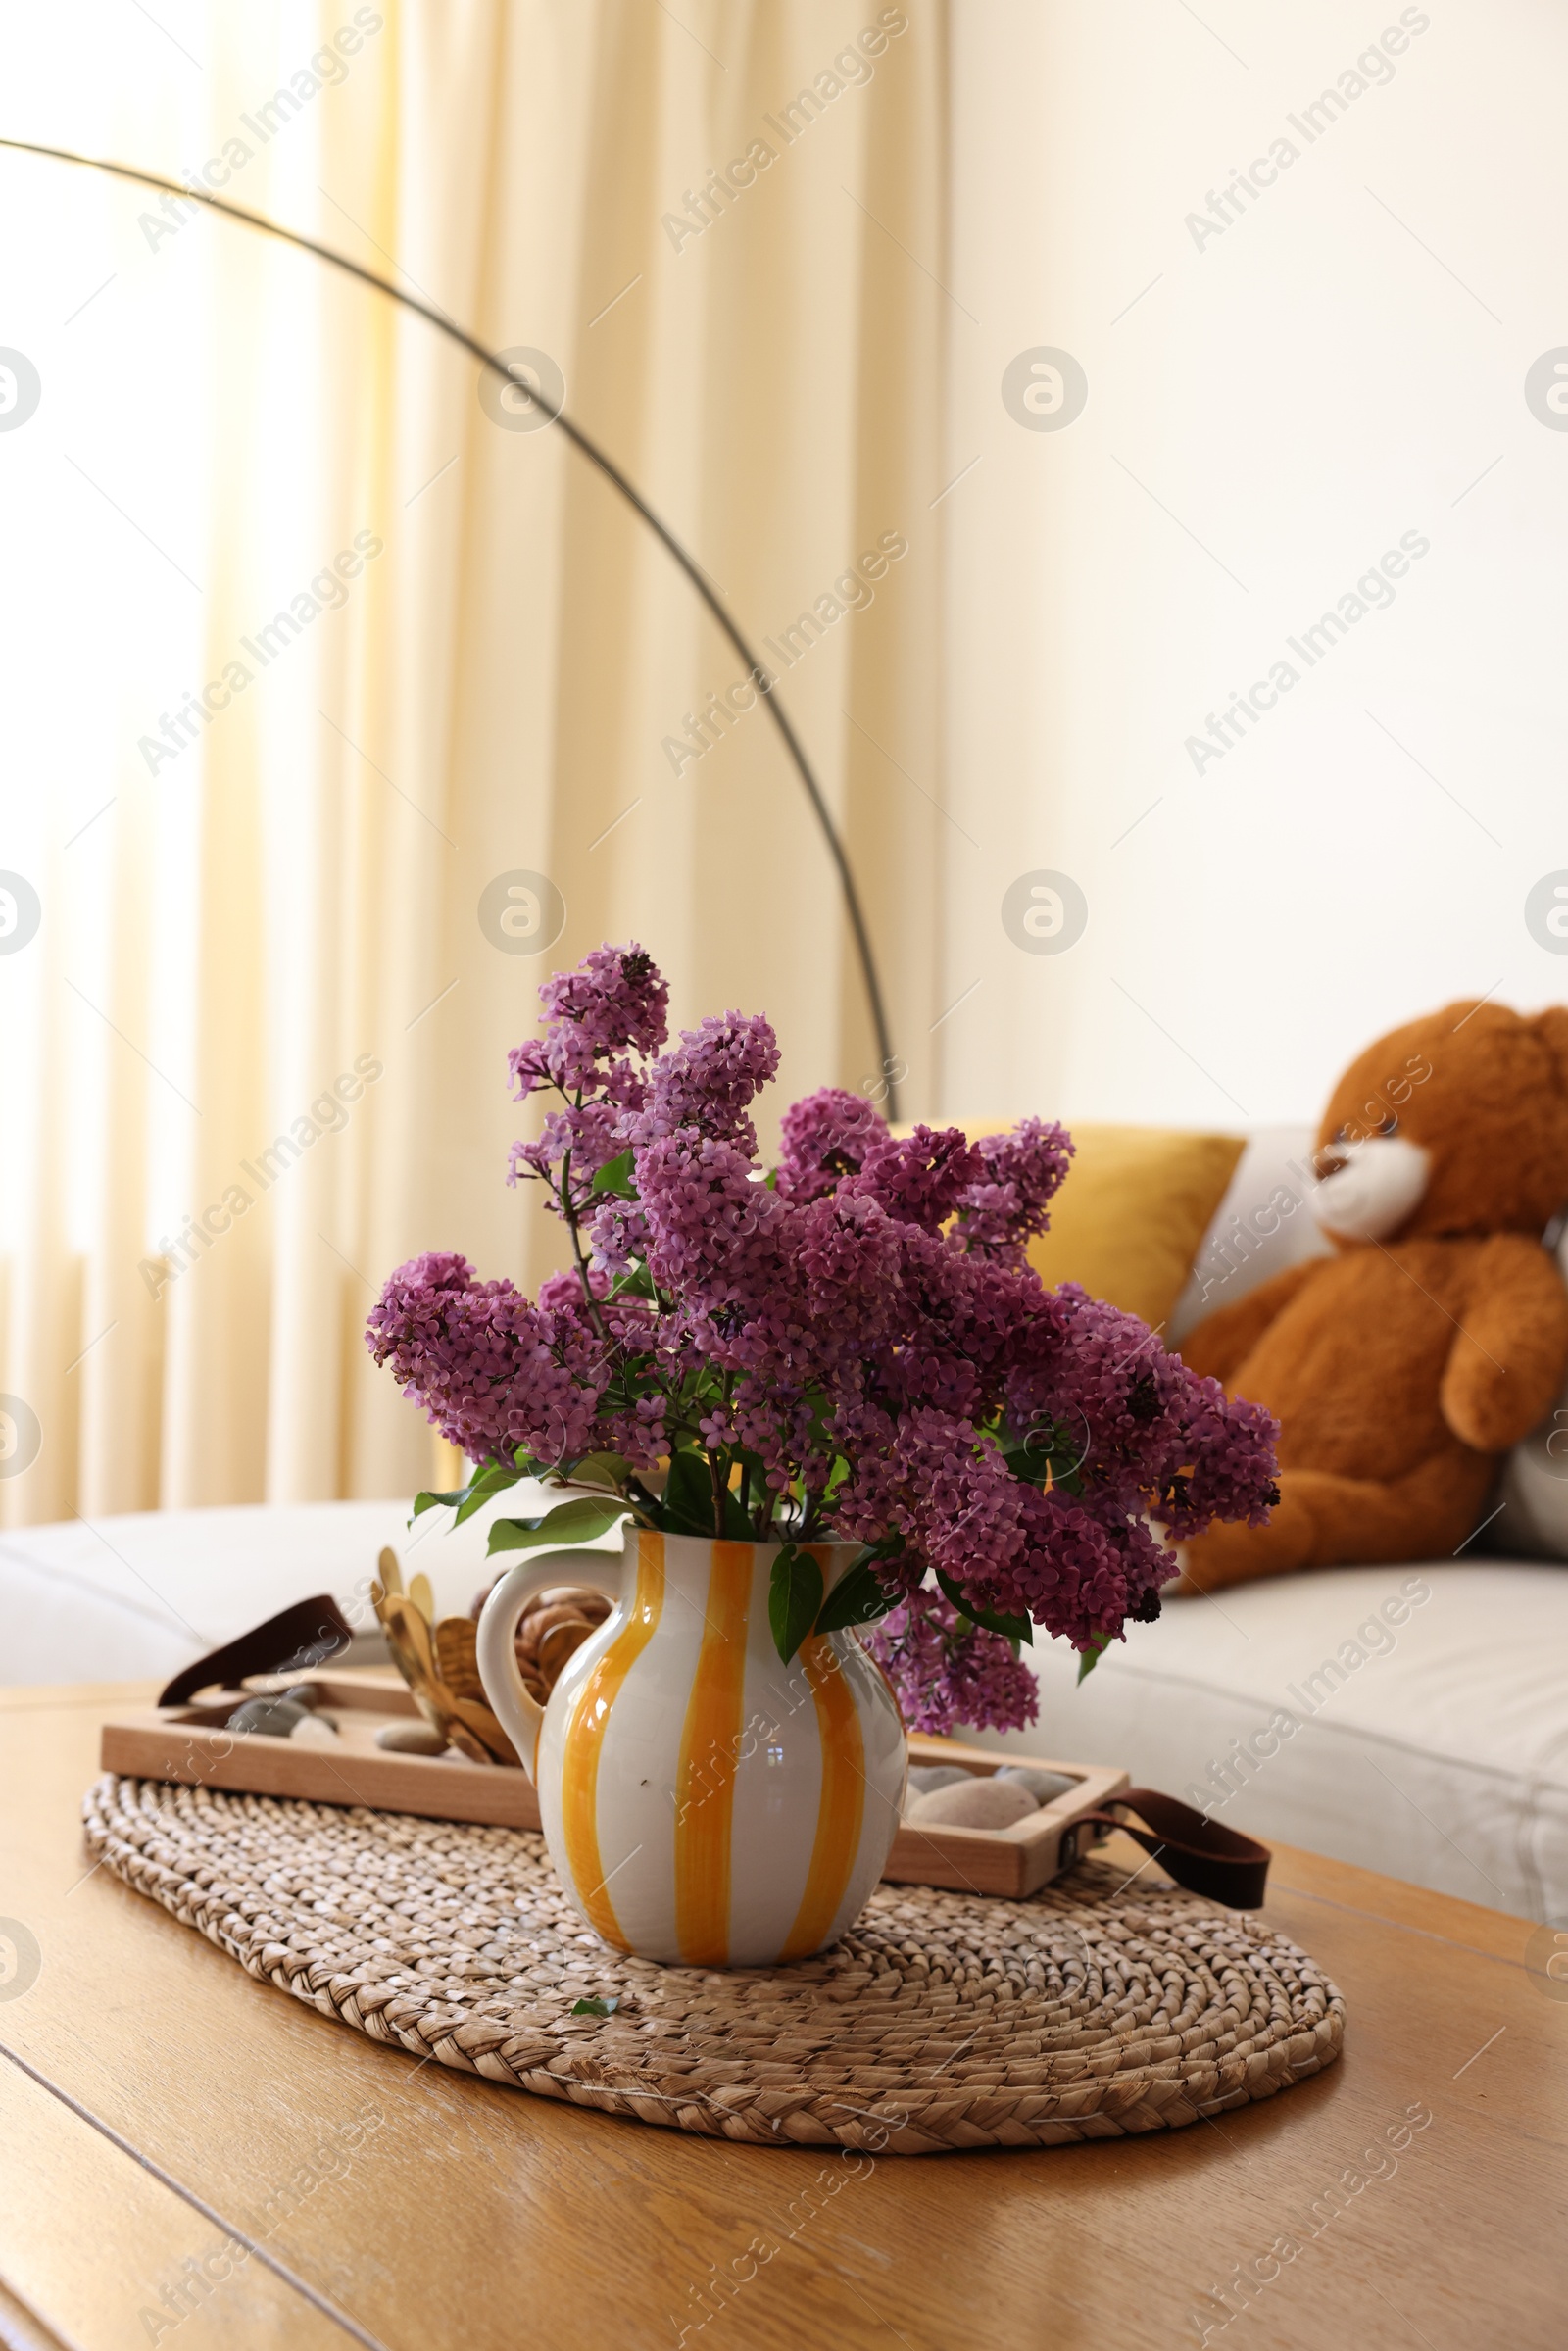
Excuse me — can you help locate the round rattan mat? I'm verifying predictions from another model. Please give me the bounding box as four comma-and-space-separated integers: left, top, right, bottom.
83, 1775, 1344, 2154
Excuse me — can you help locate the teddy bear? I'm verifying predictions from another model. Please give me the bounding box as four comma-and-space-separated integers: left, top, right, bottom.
1174, 1001, 1568, 1592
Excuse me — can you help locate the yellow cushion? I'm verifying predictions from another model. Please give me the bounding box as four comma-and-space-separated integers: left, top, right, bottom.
917, 1120, 1245, 1331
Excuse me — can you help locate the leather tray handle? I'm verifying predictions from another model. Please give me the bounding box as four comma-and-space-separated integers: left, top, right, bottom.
1075, 1788, 1270, 1910
157, 1595, 356, 1707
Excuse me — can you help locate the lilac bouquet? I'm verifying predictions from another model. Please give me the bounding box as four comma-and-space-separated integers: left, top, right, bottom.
367, 945, 1278, 1733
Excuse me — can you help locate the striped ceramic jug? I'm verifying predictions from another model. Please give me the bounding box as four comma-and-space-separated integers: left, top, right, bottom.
476, 1530, 907, 1968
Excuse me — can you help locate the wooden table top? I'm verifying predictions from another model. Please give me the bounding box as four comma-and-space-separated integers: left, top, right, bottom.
0, 1682, 1562, 2351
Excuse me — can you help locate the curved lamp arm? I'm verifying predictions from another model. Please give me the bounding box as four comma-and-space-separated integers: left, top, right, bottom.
0, 134, 902, 1119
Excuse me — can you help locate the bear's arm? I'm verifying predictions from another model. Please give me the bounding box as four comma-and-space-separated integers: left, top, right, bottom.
1174, 1261, 1324, 1384
1440, 1234, 1568, 1453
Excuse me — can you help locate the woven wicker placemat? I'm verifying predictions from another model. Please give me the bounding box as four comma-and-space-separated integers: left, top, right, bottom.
83, 1774, 1344, 2154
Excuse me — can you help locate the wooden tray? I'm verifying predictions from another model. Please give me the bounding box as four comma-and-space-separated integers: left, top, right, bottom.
884, 1754, 1130, 1898
100, 1671, 1130, 1901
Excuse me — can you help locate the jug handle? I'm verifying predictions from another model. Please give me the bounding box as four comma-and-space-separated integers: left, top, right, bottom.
475, 1545, 625, 1784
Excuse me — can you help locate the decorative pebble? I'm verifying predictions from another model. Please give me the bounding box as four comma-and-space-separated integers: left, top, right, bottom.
289, 1715, 339, 1745
226, 1697, 307, 1738
906, 1776, 1039, 1831
905, 1764, 970, 1797
375, 1721, 449, 1756
994, 1766, 1078, 1804
277, 1684, 324, 1712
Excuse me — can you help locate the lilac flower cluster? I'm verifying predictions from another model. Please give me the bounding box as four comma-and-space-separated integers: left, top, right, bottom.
365, 1252, 607, 1465
861, 1588, 1041, 1738
367, 944, 1280, 1733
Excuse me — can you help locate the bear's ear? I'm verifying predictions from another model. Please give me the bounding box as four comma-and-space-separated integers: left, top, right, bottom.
1531, 1005, 1568, 1097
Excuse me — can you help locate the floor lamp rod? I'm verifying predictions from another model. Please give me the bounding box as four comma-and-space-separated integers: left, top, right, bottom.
0, 135, 903, 1121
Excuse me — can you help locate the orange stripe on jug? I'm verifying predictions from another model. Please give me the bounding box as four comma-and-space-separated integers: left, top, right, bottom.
559, 1530, 663, 1949
780, 1633, 866, 1961
673, 1541, 753, 1966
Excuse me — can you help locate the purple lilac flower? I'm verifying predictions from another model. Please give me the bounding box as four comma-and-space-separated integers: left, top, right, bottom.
955, 1117, 1074, 1265
862, 1587, 1039, 1736
1003, 1286, 1279, 1544
508, 1097, 626, 1206
632, 1011, 781, 1152
508, 944, 667, 1100
776, 1087, 889, 1202
633, 1130, 786, 1309
844, 1125, 984, 1233
365, 1252, 607, 1465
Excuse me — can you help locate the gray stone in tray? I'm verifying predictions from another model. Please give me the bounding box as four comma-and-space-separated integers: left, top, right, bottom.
994, 1765, 1078, 1803
226, 1696, 308, 1738
906, 1776, 1039, 1830
376, 1721, 448, 1755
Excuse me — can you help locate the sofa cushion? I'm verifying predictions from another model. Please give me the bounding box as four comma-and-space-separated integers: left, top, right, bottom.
1168, 1123, 1333, 1343
0, 1493, 594, 1688
968, 1560, 1568, 1924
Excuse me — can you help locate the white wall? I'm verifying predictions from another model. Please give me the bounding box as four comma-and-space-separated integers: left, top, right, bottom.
939, 0, 1568, 1133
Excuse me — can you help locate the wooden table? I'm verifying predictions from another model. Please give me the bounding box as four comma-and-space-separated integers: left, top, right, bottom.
1, 1684, 1562, 2351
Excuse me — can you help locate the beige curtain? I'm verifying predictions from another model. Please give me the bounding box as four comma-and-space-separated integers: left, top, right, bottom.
3, 0, 949, 1525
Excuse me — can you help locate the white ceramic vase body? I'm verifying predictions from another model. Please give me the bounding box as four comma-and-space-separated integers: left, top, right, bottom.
476, 1530, 907, 1967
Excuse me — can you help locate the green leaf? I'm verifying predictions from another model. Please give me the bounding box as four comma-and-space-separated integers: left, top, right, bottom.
451, 1458, 528, 1527
769, 1545, 824, 1665
590, 1150, 637, 1198
730, 1446, 774, 1539
564, 1450, 632, 1493
1001, 1436, 1084, 1499
934, 1567, 1033, 1646
412, 1456, 530, 1528
411, 1487, 468, 1520
606, 1263, 657, 1301
821, 1454, 852, 1501
661, 1447, 719, 1537
486, 1497, 629, 1556
569, 1995, 619, 2017
1076, 1629, 1115, 1685
813, 1557, 897, 1636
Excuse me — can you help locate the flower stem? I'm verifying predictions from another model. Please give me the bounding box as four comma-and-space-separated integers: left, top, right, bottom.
558, 1140, 611, 1344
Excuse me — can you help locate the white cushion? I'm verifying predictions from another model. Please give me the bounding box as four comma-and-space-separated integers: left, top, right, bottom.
1168, 1125, 1332, 1343
968, 1561, 1568, 1923
0, 1490, 602, 1690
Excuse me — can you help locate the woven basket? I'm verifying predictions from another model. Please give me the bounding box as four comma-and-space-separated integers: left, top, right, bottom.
83, 1775, 1344, 2154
